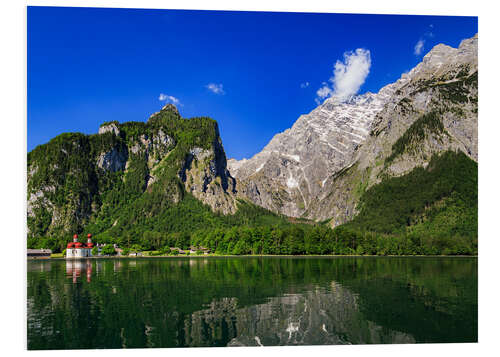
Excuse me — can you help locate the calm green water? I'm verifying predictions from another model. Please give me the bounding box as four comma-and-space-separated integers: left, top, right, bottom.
27, 256, 477, 349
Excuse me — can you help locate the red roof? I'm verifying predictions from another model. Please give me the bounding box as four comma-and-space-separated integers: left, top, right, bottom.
67, 242, 75, 248
75, 242, 83, 248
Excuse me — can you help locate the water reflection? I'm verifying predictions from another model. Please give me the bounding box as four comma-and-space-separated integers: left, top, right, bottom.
185, 284, 416, 346
27, 257, 477, 349
27, 260, 52, 273
113, 260, 122, 272
65, 259, 93, 283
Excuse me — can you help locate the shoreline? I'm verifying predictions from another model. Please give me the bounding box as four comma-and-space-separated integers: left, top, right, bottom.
31, 254, 478, 260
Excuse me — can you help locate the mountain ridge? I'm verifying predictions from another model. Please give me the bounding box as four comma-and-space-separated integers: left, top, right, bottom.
228, 34, 478, 225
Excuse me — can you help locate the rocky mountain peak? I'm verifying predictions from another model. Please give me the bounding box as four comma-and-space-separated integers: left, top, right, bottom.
98, 122, 120, 136
161, 103, 179, 115
403, 33, 477, 83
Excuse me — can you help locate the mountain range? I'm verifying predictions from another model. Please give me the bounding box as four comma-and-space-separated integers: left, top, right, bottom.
27, 34, 478, 254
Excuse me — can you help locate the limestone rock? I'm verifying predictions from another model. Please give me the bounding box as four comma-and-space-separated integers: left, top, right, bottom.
98, 122, 120, 136
179, 129, 238, 215
97, 147, 128, 172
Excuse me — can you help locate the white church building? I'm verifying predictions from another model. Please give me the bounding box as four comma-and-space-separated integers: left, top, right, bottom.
66, 234, 94, 259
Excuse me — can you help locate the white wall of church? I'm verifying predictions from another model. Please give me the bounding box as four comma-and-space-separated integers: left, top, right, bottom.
66, 248, 92, 259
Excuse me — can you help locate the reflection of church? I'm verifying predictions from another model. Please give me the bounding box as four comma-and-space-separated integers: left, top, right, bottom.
66, 259, 93, 283
66, 234, 94, 258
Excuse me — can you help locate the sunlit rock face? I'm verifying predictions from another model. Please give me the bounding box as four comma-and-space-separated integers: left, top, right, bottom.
183, 283, 415, 347
229, 34, 478, 224
228, 88, 394, 218
179, 138, 238, 215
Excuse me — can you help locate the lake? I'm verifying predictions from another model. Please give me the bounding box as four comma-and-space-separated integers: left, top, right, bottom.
27, 256, 477, 349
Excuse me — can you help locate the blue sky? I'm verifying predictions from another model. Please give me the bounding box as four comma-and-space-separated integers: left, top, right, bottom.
27, 7, 477, 159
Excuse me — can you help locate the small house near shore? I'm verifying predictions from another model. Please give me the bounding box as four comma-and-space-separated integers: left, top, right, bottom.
189, 246, 211, 255
27, 249, 52, 259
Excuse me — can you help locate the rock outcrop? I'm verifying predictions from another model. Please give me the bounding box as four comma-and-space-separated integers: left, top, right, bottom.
179, 129, 238, 215
98, 122, 120, 136
97, 147, 128, 172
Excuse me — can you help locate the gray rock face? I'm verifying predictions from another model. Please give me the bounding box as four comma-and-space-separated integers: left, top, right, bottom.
161, 103, 179, 116
27, 185, 55, 218
98, 122, 120, 136
128, 130, 175, 168
97, 147, 128, 172
228, 79, 397, 217
179, 128, 238, 215
230, 34, 478, 223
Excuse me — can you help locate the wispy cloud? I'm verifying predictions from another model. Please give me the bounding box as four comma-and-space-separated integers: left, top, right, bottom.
414, 25, 435, 56
315, 48, 371, 104
158, 93, 181, 106
206, 83, 225, 95
414, 39, 425, 55
300, 82, 310, 88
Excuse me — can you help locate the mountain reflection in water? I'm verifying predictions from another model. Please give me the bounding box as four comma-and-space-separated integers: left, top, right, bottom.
187, 283, 415, 346
27, 257, 477, 349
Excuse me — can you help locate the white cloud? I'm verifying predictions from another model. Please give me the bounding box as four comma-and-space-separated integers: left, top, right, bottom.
414, 26, 435, 56
316, 84, 332, 98
206, 83, 225, 95
315, 48, 371, 104
300, 82, 310, 88
414, 39, 425, 55
158, 93, 181, 106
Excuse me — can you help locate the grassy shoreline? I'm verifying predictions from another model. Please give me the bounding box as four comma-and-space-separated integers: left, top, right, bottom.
42, 253, 478, 260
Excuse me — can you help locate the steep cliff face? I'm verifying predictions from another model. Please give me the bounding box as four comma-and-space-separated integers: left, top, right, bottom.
27, 104, 238, 241
229, 34, 478, 225
178, 132, 238, 215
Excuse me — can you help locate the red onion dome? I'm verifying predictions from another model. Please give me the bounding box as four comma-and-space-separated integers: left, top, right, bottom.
75, 242, 83, 248
67, 242, 75, 248
73, 234, 78, 239
87, 233, 92, 238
